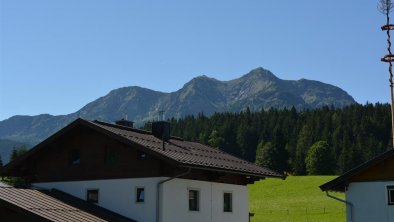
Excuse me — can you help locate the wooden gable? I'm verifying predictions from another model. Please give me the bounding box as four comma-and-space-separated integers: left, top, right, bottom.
350, 156, 394, 182
13, 124, 163, 183
320, 149, 394, 192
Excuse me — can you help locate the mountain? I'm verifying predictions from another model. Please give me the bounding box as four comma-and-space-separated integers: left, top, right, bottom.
0, 67, 356, 145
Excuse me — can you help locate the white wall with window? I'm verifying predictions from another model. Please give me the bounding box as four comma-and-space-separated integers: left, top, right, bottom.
34, 177, 249, 222
33, 178, 163, 222
346, 181, 394, 222
160, 178, 248, 222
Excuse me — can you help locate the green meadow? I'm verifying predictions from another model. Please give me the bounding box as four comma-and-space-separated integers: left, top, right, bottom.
248, 176, 345, 222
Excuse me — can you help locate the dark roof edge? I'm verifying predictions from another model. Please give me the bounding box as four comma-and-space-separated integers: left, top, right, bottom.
319, 148, 394, 192
179, 164, 284, 179
185, 141, 284, 179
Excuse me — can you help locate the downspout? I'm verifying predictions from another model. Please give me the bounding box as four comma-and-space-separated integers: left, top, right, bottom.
326, 191, 353, 222
156, 168, 191, 222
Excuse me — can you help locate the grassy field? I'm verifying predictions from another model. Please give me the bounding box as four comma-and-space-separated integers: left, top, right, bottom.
248, 176, 345, 222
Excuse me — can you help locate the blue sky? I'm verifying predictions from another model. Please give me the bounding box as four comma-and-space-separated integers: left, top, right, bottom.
0, 0, 389, 121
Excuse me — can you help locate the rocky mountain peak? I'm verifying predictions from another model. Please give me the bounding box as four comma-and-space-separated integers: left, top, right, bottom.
242, 67, 279, 81
0, 67, 356, 145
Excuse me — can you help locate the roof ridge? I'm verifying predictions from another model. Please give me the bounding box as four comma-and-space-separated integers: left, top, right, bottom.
92, 120, 152, 135
93, 120, 184, 141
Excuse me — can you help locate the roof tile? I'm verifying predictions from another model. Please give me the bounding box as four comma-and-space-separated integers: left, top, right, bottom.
0, 187, 136, 222
92, 120, 283, 178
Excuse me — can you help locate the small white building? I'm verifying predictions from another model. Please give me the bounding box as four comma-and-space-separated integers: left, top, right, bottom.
320, 149, 394, 222
3, 118, 282, 222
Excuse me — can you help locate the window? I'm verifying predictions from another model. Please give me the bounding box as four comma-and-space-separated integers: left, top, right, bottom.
86, 189, 99, 203
136, 187, 145, 203
223, 192, 233, 212
137, 151, 147, 160
388, 186, 394, 205
105, 147, 119, 166
188, 189, 199, 211
69, 149, 80, 165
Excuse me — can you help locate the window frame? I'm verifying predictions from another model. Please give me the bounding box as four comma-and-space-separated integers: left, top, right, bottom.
223, 191, 233, 213
104, 147, 119, 166
387, 185, 394, 205
69, 149, 81, 165
188, 188, 200, 212
86, 189, 99, 204
135, 186, 145, 204
137, 150, 147, 160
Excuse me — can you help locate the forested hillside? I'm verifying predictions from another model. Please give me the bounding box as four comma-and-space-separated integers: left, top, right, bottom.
158, 103, 391, 175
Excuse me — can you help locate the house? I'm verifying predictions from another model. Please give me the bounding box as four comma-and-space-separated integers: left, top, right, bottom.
2, 118, 283, 222
320, 148, 394, 222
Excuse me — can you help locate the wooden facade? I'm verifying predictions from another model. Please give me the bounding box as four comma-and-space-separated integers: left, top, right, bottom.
320, 148, 394, 192
350, 156, 394, 182
13, 125, 162, 182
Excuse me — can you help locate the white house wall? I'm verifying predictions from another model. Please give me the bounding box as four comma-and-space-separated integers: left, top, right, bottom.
161, 178, 249, 222
34, 177, 249, 222
346, 181, 394, 222
33, 178, 165, 222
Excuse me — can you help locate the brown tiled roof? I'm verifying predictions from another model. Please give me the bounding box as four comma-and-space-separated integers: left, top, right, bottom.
320, 148, 394, 192
0, 187, 136, 222
90, 120, 283, 178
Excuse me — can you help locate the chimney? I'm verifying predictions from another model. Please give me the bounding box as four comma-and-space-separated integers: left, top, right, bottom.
152, 121, 171, 141
115, 119, 134, 128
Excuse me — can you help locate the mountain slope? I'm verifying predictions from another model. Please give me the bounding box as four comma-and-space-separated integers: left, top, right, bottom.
0, 67, 356, 145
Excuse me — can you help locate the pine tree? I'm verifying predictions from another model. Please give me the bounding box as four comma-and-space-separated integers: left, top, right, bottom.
255, 141, 265, 166
294, 125, 313, 175
10, 147, 18, 162
10, 146, 27, 162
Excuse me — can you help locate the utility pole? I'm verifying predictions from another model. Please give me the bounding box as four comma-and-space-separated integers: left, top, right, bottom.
379, 0, 394, 147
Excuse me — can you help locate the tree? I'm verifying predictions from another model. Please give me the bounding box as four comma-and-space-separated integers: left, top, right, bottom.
255, 141, 265, 166
255, 142, 275, 169
0, 154, 3, 167
305, 141, 336, 175
10, 146, 28, 162
208, 130, 224, 148
294, 125, 313, 175
255, 128, 289, 174
271, 127, 289, 173
166, 103, 392, 175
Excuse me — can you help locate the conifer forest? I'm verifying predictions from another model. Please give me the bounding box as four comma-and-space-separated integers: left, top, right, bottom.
150, 103, 392, 175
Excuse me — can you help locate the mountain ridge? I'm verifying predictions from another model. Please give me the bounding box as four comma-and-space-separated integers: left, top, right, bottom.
0, 67, 356, 145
